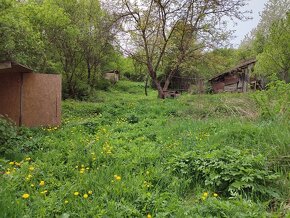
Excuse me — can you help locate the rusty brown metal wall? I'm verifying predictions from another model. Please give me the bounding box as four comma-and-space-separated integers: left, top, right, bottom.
22, 73, 61, 127
0, 72, 21, 125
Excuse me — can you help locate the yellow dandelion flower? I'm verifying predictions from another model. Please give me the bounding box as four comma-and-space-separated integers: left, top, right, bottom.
22, 193, 30, 199
74, 192, 79, 196
39, 181, 45, 186
203, 192, 208, 197
213, 193, 218, 197
40, 190, 48, 194
147, 214, 152, 218
88, 190, 93, 195
83, 194, 88, 199
29, 166, 35, 171
116, 176, 121, 181
5, 171, 11, 175
64, 200, 69, 204
25, 157, 31, 161
9, 162, 14, 165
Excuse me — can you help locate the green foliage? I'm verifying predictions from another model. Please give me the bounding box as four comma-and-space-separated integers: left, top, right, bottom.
127, 114, 139, 124
254, 13, 290, 81
0, 81, 289, 217
170, 146, 280, 199
0, 0, 127, 99
183, 198, 268, 217
0, 116, 17, 154
254, 79, 290, 120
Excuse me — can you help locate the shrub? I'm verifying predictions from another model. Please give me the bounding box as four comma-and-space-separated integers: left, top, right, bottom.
169, 146, 280, 200
254, 79, 290, 120
0, 116, 17, 154
95, 79, 111, 91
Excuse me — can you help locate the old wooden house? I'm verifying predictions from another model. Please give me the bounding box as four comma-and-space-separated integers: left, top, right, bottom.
0, 61, 61, 127
209, 59, 261, 93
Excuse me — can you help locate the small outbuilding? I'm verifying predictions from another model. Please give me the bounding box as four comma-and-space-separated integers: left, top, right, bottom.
104, 70, 120, 83
209, 59, 264, 93
0, 61, 61, 127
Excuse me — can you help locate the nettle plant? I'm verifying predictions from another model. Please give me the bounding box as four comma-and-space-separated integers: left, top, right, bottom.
169, 146, 280, 200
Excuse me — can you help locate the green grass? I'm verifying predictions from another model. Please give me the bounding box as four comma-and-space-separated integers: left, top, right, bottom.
0, 81, 289, 217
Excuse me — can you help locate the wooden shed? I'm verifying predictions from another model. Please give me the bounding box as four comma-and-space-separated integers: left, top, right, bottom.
0, 61, 61, 127
104, 70, 120, 83
209, 59, 260, 93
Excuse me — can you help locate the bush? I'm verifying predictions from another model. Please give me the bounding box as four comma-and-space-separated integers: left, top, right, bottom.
62, 79, 111, 101
0, 116, 17, 154
95, 79, 111, 91
254, 79, 290, 120
169, 146, 280, 200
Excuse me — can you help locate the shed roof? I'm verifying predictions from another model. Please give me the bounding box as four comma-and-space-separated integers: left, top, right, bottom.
209, 59, 256, 82
105, 70, 120, 74
0, 61, 33, 73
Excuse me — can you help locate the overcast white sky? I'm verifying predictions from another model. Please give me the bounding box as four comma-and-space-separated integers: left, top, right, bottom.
230, 0, 268, 47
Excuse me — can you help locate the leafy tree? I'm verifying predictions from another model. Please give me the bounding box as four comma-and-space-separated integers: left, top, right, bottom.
0, 0, 44, 66
0, 0, 124, 98
254, 13, 290, 82
240, 0, 290, 53
108, 0, 250, 98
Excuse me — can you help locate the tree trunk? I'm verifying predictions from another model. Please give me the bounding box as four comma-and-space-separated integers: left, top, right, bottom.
146, 60, 164, 98
144, 75, 149, 96
163, 67, 179, 92
163, 77, 171, 92
153, 79, 165, 99
87, 61, 91, 84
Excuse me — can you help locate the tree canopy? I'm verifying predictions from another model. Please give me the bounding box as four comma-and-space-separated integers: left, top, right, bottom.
106, 0, 250, 98
0, 0, 289, 99
0, 0, 129, 99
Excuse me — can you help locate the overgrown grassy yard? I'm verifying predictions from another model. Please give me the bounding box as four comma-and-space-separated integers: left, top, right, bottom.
1, 81, 289, 217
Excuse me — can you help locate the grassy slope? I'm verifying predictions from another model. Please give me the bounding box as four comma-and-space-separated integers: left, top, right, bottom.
0, 81, 289, 217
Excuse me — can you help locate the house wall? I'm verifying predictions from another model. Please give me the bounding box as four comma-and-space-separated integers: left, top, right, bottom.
224, 75, 239, 85
22, 73, 61, 127
0, 72, 21, 125
224, 83, 238, 92
212, 82, 225, 93
105, 73, 119, 83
